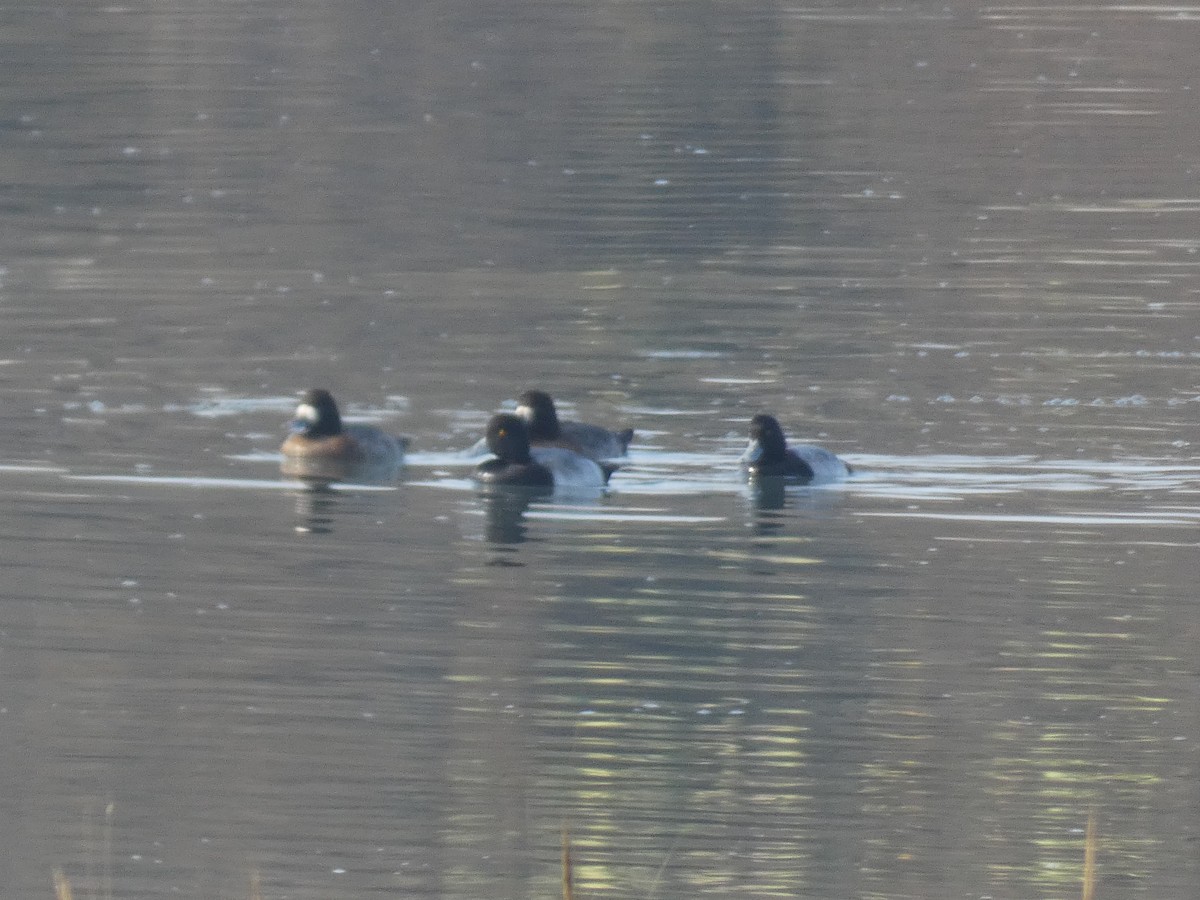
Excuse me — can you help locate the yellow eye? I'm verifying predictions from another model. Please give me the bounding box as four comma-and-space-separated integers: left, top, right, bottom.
498, 427, 507, 438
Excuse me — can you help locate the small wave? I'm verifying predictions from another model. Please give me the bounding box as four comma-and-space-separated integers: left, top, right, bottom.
184, 396, 296, 418
861, 510, 1198, 526
65, 474, 395, 491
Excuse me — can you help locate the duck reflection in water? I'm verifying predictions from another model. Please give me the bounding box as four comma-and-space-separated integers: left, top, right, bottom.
289, 482, 340, 535
282, 453, 404, 488
477, 487, 551, 564
745, 478, 850, 539
749, 475, 790, 512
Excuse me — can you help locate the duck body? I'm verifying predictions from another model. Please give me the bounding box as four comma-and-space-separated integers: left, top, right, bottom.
516, 390, 633, 461
474, 455, 555, 489
475, 413, 614, 491
280, 389, 408, 480
742, 413, 851, 485
281, 425, 408, 463
532, 446, 614, 489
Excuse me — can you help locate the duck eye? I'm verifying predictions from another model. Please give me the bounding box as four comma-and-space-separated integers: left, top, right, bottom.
497, 427, 507, 438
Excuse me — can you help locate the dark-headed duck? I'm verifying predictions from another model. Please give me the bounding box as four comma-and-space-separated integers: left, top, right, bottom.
280, 389, 408, 469
741, 413, 851, 484
475, 413, 615, 490
515, 389, 633, 461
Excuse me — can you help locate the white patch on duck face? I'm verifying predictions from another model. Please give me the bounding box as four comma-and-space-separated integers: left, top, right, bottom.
514, 404, 533, 422
294, 403, 320, 423
740, 439, 764, 463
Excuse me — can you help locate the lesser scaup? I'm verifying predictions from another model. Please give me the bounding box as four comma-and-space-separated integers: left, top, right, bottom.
741, 413, 851, 484
475, 412, 615, 490
515, 389, 633, 461
280, 389, 409, 476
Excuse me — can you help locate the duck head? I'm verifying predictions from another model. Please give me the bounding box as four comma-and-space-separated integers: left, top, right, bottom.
486, 412, 536, 464
289, 388, 343, 438
515, 389, 561, 441
742, 413, 789, 465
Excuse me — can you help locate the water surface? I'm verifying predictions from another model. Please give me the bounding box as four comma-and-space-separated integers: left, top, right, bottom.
2, 2, 1199, 898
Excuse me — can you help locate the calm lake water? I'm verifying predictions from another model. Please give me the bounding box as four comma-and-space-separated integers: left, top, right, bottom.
2, 2, 1199, 898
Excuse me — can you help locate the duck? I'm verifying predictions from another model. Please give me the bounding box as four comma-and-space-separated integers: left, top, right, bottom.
515, 389, 633, 461
280, 389, 408, 479
475, 413, 615, 490
741, 413, 852, 484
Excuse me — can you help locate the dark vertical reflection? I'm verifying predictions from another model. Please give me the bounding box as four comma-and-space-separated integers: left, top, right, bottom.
479, 488, 549, 563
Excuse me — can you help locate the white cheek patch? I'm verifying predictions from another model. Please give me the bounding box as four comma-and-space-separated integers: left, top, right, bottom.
295, 403, 319, 423
514, 404, 533, 421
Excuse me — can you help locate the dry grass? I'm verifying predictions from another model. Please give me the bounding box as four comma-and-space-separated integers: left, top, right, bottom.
54, 867, 263, 900
1081, 810, 1098, 900
53, 810, 1102, 900
562, 823, 574, 900
52, 870, 72, 900
53, 802, 260, 900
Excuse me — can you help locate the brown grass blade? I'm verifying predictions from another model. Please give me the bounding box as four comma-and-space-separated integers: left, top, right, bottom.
104, 802, 115, 900
562, 823, 574, 900
52, 869, 73, 900
1081, 810, 1097, 900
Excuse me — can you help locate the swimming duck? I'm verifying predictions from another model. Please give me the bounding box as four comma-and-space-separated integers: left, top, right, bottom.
741, 413, 851, 484
515, 389, 633, 461
475, 413, 615, 490
280, 389, 408, 475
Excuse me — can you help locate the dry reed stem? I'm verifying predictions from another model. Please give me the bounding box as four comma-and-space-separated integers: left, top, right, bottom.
52, 869, 73, 900
1081, 810, 1097, 900
561, 823, 574, 900
104, 802, 114, 900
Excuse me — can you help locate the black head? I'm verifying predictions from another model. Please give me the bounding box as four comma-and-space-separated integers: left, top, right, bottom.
289, 388, 343, 438
477, 413, 553, 488
515, 389, 561, 440
746, 413, 789, 462
486, 412, 535, 464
